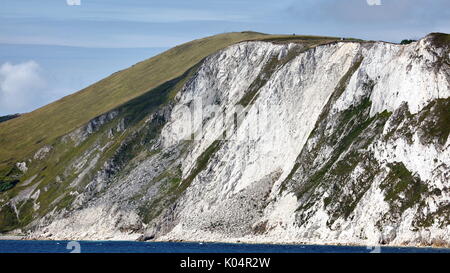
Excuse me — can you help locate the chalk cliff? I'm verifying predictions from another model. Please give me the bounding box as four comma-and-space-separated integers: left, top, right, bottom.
1, 33, 448, 247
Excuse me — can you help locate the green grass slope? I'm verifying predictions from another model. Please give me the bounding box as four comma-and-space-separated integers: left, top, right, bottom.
0, 32, 264, 167
0, 32, 345, 169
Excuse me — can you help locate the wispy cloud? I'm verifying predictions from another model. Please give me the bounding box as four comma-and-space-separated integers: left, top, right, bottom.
0, 33, 187, 48
0, 2, 251, 23
81, 7, 250, 23
0, 61, 46, 115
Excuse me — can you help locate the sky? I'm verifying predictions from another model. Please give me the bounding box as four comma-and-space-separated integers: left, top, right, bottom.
0, 0, 449, 116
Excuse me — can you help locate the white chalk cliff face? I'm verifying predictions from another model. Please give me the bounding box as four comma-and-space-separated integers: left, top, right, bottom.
5, 34, 449, 246
156, 36, 449, 246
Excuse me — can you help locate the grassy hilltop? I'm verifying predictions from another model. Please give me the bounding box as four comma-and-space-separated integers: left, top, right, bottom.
0, 32, 344, 169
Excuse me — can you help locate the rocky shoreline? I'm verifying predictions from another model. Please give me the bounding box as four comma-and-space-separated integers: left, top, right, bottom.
4, 232, 449, 249
0, 235, 25, 240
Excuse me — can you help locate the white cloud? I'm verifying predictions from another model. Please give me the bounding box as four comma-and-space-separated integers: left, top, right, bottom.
0, 61, 46, 115
66, 0, 81, 6
0, 34, 187, 48
366, 0, 382, 6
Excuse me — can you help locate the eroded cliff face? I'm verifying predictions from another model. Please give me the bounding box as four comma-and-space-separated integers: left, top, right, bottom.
1, 34, 448, 246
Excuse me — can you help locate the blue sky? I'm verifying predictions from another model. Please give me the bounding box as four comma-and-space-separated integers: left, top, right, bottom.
1, 0, 449, 115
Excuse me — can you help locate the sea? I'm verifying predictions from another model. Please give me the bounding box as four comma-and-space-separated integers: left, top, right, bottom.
0, 240, 449, 253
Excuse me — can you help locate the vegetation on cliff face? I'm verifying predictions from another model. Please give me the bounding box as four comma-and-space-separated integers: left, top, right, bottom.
379, 162, 428, 219
0, 205, 18, 232
0, 165, 22, 193
400, 39, 417, 45
291, 89, 391, 227
0, 114, 20, 123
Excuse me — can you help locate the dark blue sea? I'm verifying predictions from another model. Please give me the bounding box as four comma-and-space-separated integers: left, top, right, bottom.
0, 240, 449, 253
